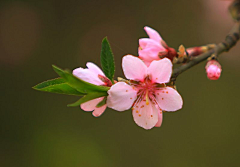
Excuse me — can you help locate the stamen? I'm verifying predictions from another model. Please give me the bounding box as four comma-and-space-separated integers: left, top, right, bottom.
145, 91, 149, 105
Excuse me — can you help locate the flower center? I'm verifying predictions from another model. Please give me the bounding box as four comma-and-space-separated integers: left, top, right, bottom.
131, 76, 164, 106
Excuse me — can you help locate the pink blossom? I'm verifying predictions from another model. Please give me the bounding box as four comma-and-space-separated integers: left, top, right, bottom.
107, 55, 183, 129
205, 60, 222, 80
73, 62, 110, 117
138, 26, 178, 66
138, 26, 167, 66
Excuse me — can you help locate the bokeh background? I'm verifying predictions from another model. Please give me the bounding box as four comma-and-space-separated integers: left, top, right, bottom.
1, 0, 240, 166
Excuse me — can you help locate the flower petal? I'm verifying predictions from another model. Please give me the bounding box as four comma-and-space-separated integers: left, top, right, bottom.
81, 97, 104, 111
86, 62, 105, 76
139, 47, 161, 62
73, 63, 104, 85
155, 87, 183, 111
144, 26, 162, 42
139, 38, 165, 51
139, 38, 149, 49
155, 109, 163, 127
132, 101, 158, 130
147, 58, 172, 84
122, 55, 147, 81
92, 104, 107, 117
107, 82, 138, 111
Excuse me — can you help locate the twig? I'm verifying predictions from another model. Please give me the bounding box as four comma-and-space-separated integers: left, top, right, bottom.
171, 22, 240, 83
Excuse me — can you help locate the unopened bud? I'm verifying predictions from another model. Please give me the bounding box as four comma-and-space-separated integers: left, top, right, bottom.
205, 60, 222, 80
178, 45, 186, 58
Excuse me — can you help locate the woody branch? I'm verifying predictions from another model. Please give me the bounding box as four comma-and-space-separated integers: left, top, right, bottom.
170, 0, 240, 83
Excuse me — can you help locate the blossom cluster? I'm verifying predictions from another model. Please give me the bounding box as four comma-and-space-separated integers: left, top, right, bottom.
34, 26, 223, 130
73, 27, 183, 130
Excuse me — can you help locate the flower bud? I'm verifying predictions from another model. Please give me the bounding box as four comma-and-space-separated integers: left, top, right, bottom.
205, 60, 222, 80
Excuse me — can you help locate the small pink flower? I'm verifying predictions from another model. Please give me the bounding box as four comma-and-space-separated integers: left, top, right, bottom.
107, 55, 183, 129
205, 60, 222, 80
139, 26, 167, 66
73, 62, 110, 117
139, 26, 178, 66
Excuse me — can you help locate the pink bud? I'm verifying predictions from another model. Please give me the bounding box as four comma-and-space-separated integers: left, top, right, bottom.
205, 60, 222, 80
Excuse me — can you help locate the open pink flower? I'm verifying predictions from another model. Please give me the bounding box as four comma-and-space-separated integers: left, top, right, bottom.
139, 26, 167, 66
107, 55, 183, 129
205, 60, 222, 80
73, 62, 110, 117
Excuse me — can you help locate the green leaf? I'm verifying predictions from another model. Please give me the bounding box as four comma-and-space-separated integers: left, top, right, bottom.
33, 78, 85, 96
100, 37, 115, 83
52, 65, 109, 94
67, 91, 107, 107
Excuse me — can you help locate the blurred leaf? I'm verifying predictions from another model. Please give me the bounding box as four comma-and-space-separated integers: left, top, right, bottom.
33, 78, 85, 96
68, 92, 107, 107
96, 96, 107, 107
52, 65, 109, 94
100, 37, 115, 83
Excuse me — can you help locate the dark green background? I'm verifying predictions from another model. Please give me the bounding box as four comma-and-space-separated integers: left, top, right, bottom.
1, 0, 240, 166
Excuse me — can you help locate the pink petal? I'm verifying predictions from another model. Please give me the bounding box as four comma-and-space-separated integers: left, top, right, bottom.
155, 110, 163, 127
92, 104, 107, 117
73, 63, 104, 85
142, 60, 151, 67
86, 62, 105, 76
107, 82, 138, 111
139, 38, 149, 49
139, 38, 165, 51
144, 26, 162, 42
122, 55, 147, 81
132, 101, 158, 130
147, 58, 172, 84
81, 97, 104, 111
139, 47, 161, 62
155, 87, 183, 112
139, 48, 163, 67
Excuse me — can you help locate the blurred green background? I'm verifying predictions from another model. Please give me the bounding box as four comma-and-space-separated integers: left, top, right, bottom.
1, 0, 240, 166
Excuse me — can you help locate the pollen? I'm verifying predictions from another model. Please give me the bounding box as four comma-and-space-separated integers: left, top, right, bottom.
126, 90, 128, 92
139, 114, 141, 117
130, 97, 132, 99
166, 91, 168, 94
162, 91, 165, 93
136, 110, 139, 113
151, 115, 153, 117
141, 105, 144, 108
162, 98, 164, 100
